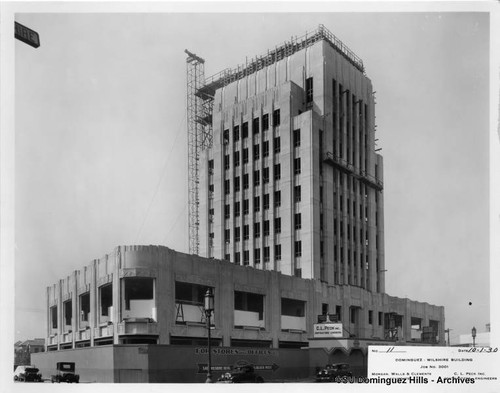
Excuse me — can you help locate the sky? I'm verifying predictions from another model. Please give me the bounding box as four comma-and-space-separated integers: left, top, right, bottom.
2, 4, 496, 347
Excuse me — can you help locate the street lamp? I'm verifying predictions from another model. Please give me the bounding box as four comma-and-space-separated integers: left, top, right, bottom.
204, 288, 214, 383
471, 326, 476, 348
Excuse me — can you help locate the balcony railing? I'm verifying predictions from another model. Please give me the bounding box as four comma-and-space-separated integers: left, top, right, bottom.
175, 301, 205, 324
61, 332, 73, 343
281, 315, 306, 331
77, 329, 91, 341
118, 319, 158, 335
234, 310, 265, 329
48, 335, 58, 345
94, 324, 113, 338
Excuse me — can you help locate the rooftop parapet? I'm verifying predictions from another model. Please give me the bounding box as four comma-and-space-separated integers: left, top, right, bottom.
197, 24, 365, 99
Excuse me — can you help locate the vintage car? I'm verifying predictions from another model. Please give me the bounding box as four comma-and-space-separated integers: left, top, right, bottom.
51, 362, 80, 383
315, 363, 353, 382
14, 365, 43, 382
217, 364, 264, 383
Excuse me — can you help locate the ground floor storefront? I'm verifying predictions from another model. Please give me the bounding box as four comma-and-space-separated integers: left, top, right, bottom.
32, 343, 371, 383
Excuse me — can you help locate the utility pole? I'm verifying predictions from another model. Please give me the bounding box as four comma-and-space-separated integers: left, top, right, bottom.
444, 328, 452, 346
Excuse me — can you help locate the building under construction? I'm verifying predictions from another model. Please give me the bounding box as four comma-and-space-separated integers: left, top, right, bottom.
33, 25, 445, 383
191, 24, 384, 291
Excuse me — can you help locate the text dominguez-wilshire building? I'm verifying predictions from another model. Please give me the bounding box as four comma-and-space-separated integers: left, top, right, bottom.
34, 25, 445, 383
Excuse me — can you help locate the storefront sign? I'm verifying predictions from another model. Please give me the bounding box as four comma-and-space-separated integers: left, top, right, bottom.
313, 323, 343, 338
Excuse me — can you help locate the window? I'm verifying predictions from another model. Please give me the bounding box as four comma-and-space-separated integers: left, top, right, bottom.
50, 306, 58, 329
273, 109, 280, 126
234, 176, 240, 192
294, 185, 301, 202
253, 144, 260, 160
274, 137, 281, 153
295, 213, 302, 230
99, 284, 112, 320
254, 170, 260, 187
224, 179, 230, 194
294, 158, 301, 174
234, 151, 240, 167
253, 117, 259, 134
242, 122, 249, 138
336, 305, 342, 322
274, 190, 281, 207
263, 141, 269, 157
224, 254, 230, 261
254, 222, 261, 238
235, 227, 241, 242
225, 229, 230, 243
263, 167, 270, 183
234, 201, 240, 217
243, 225, 249, 240
294, 241, 302, 257
263, 220, 270, 236
235, 252, 240, 264
223, 129, 229, 144
263, 194, 270, 210
305, 77, 313, 106
262, 114, 269, 131
233, 125, 240, 141
243, 148, 249, 164
378, 312, 383, 326
64, 299, 72, 327
275, 244, 282, 260
350, 308, 356, 324
293, 129, 301, 147
368, 310, 373, 325
264, 246, 270, 262
243, 173, 249, 189
254, 248, 261, 264
243, 250, 249, 265
254, 196, 260, 212
224, 155, 230, 170
208, 159, 214, 173
80, 292, 90, 322
224, 204, 230, 219
274, 164, 281, 181
274, 217, 281, 233
243, 199, 249, 215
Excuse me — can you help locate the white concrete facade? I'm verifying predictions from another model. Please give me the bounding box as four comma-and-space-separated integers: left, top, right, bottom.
200, 37, 385, 293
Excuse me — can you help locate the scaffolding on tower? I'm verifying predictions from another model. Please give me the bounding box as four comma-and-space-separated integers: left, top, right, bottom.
184, 25, 366, 254
185, 49, 214, 255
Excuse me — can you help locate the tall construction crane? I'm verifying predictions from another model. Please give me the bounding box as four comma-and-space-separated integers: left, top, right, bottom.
185, 49, 214, 255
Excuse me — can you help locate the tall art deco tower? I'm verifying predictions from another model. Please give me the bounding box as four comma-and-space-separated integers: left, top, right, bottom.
198, 25, 385, 294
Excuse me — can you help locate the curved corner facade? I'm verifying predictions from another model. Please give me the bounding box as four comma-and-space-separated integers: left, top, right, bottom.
45, 245, 444, 352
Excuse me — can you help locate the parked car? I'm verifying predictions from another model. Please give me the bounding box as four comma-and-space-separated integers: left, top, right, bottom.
51, 362, 80, 383
315, 363, 353, 382
14, 365, 43, 382
217, 364, 264, 383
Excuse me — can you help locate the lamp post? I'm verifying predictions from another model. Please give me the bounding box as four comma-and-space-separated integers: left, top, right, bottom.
471, 326, 476, 348
204, 288, 214, 383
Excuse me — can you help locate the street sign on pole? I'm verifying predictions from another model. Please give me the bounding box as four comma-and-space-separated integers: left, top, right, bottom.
15, 22, 40, 48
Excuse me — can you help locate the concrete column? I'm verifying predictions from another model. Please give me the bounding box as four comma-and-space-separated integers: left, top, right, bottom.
90, 260, 97, 347
57, 280, 62, 350
72, 270, 78, 348
45, 287, 50, 351
270, 271, 281, 348
112, 252, 120, 344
